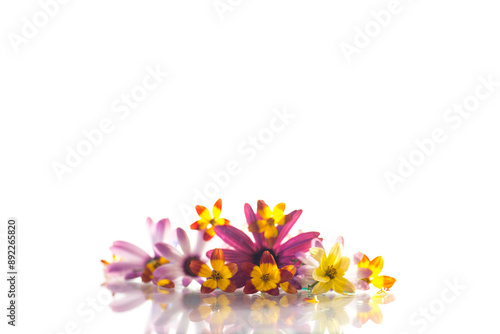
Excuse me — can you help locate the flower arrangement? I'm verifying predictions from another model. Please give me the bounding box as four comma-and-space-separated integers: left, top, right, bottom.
102, 199, 396, 296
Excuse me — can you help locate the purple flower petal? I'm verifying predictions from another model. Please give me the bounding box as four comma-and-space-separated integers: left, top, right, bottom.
154, 242, 182, 264
182, 277, 193, 287
230, 265, 250, 289
177, 228, 191, 255
336, 236, 344, 248
206, 248, 253, 264
109, 293, 147, 312
353, 252, 364, 265
154, 218, 171, 245
152, 265, 181, 284
214, 225, 257, 254
276, 231, 320, 257
107, 261, 143, 274
110, 241, 151, 264
274, 210, 303, 249
124, 272, 142, 280
357, 268, 372, 279
245, 203, 262, 247
356, 280, 370, 290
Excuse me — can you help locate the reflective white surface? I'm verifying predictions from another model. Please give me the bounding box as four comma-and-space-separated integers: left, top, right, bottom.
104, 282, 396, 334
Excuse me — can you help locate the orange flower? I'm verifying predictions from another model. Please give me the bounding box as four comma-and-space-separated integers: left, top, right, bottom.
357, 255, 396, 291
189, 249, 238, 293
191, 199, 230, 241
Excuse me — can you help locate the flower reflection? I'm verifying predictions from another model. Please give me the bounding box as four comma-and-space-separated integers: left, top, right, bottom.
354, 292, 396, 328
105, 282, 395, 333
300, 295, 353, 334
189, 293, 236, 334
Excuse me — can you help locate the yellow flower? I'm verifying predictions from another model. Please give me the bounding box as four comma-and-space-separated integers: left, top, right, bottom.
191, 199, 230, 241
242, 251, 296, 296
247, 200, 286, 248
311, 243, 355, 295
189, 249, 238, 293
357, 255, 396, 291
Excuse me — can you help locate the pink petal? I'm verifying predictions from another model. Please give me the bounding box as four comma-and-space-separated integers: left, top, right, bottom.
109, 293, 146, 312
154, 242, 182, 264
353, 252, 364, 265
356, 280, 370, 290
152, 265, 181, 284
336, 236, 344, 248
153, 218, 171, 245
107, 261, 143, 274
245, 203, 262, 247
206, 248, 252, 264
176, 228, 191, 255
275, 210, 303, 248
214, 225, 257, 254
357, 268, 372, 279
276, 231, 320, 257
182, 277, 193, 287
110, 241, 151, 264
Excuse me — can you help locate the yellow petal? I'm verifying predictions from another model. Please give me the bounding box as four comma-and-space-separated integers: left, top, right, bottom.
369, 256, 384, 277
327, 243, 341, 267
220, 263, 238, 279
215, 218, 229, 226
264, 225, 278, 239
312, 267, 329, 283
190, 261, 213, 278
218, 278, 236, 293
371, 275, 396, 290
202, 278, 218, 290
213, 198, 222, 219
257, 200, 271, 219
196, 205, 212, 221
272, 203, 286, 219
261, 280, 277, 291
337, 256, 350, 274
310, 247, 325, 263
253, 277, 266, 291
357, 254, 370, 268
312, 281, 332, 294
331, 276, 355, 294
210, 248, 225, 272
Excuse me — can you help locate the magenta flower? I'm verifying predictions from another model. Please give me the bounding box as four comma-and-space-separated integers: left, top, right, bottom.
153, 228, 206, 288
207, 202, 321, 288
106, 218, 173, 282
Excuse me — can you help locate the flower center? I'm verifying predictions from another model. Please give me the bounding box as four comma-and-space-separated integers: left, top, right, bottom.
211, 270, 223, 281
266, 218, 275, 227
142, 257, 169, 283
325, 266, 337, 279
183, 256, 201, 277
260, 273, 271, 282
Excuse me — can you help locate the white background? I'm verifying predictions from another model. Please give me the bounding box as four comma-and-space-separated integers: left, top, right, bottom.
1, 0, 500, 333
